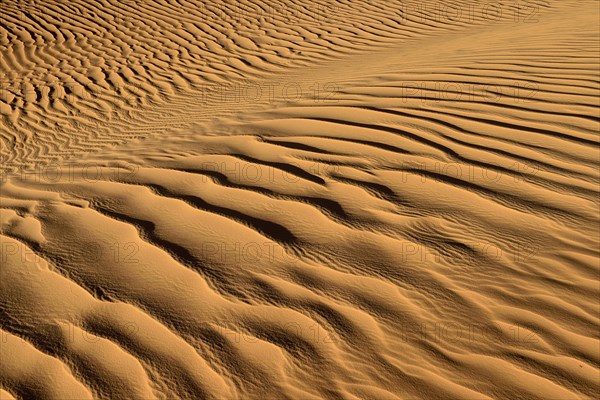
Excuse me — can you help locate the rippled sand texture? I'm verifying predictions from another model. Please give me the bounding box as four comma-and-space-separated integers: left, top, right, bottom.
1, 0, 599, 399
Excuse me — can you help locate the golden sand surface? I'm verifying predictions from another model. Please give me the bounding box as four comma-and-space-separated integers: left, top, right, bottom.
1, 1, 599, 399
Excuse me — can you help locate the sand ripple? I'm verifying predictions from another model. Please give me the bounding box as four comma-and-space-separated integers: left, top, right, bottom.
1, 1, 599, 399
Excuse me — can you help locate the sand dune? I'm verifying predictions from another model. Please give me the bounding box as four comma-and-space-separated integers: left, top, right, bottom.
1, 0, 599, 399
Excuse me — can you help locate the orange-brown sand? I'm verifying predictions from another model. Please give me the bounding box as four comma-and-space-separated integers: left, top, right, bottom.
1, 1, 599, 399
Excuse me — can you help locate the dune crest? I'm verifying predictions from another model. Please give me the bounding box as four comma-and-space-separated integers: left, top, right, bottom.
1, 0, 599, 399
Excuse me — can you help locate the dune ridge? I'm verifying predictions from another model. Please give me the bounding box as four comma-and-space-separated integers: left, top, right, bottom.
1, 0, 599, 399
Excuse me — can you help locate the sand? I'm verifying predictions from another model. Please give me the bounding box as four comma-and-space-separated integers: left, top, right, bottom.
1, 0, 599, 399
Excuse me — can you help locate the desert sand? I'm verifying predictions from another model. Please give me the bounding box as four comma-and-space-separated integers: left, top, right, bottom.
0, 0, 599, 399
